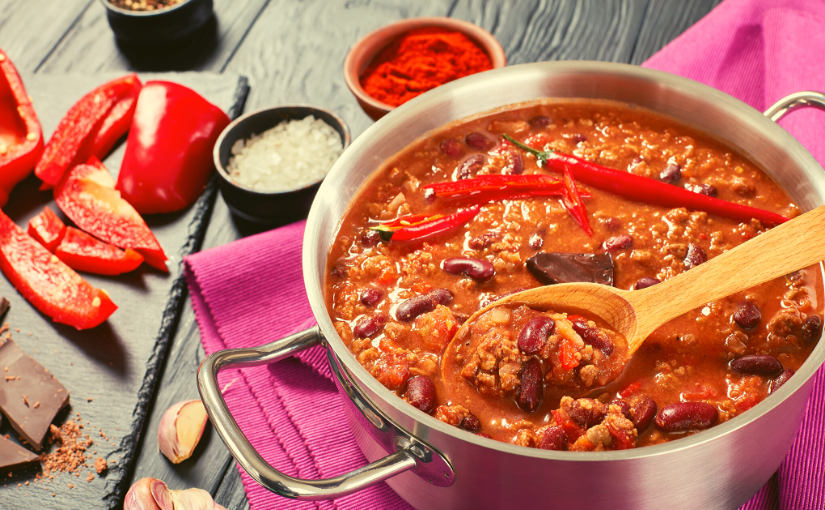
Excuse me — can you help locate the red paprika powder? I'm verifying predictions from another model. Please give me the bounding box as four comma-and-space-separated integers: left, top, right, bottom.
360, 27, 493, 107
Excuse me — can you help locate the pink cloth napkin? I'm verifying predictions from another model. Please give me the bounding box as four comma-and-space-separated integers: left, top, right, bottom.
185, 1, 825, 508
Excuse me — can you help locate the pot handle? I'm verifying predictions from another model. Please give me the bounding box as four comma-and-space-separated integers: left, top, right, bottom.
197, 326, 418, 501
764, 91, 825, 121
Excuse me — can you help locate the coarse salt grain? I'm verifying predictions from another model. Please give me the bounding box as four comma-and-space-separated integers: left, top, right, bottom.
227, 116, 343, 192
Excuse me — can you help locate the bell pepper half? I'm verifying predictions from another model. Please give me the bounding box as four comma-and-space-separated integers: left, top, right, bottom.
0, 49, 44, 207
56, 227, 144, 276
54, 157, 168, 271
27, 206, 66, 252
0, 208, 116, 330
35, 74, 142, 188
117, 81, 230, 214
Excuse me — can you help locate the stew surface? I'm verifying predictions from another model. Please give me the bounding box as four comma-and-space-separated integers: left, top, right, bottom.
325, 101, 824, 451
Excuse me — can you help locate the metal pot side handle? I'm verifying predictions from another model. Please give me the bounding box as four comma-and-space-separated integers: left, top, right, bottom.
764, 91, 825, 121
197, 326, 418, 501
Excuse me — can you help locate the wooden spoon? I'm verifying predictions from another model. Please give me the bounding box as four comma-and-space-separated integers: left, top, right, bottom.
443, 204, 825, 391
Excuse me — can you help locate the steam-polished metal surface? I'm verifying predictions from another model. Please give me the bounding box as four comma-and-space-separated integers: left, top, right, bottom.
298, 62, 825, 509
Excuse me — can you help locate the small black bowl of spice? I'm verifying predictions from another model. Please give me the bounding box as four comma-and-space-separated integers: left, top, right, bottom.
213, 105, 351, 224
99, 0, 214, 46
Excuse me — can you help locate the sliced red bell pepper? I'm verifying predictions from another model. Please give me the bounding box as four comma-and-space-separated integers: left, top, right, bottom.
503, 134, 789, 225
35, 74, 141, 188
117, 81, 230, 214
54, 157, 167, 271
55, 227, 144, 276
560, 165, 593, 236
27, 206, 66, 252
0, 208, 116, 330
0, 49, 44, 207
389, 205, 480, 242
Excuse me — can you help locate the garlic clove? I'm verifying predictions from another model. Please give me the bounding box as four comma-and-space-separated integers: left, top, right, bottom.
158, 399, 209, 464
124, 477, 168, 510
170, 487, 224, 510
125, 478, 225, 510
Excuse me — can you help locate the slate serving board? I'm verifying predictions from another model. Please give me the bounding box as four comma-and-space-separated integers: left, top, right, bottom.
0, 72, 248, 509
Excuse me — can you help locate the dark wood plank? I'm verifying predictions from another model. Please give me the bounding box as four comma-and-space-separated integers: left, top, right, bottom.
213, 460, 251, 510
630, 0, 723, 64
37, 0, 270, 73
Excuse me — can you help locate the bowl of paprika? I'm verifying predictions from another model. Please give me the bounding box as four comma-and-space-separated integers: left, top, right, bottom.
344, 17, 506, 121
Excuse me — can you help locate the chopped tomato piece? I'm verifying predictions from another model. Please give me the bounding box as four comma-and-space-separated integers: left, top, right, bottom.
605, 422, 635, 450
412, 281, 433, 295
559, 339, 580, 370
54, 157, 167, 271
0, 209, 116, 329
415, 305, 459, 353
524, 133, 549, 150
372, 351, 410, 391
27, 206, 66, 252
55, 227, 144, 276
618, 381, 641, 398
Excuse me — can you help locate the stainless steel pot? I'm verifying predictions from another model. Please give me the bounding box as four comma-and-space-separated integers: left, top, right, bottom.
198, 62, 825, 509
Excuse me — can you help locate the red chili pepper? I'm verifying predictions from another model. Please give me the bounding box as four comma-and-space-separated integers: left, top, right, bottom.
389, 205, 480, 242
116, 81, 230, 214
618, 381, 641, 398
560, 164, 593, 236
35, 74, 142, 188
380, 213, 443, 228
27, 206, 66, 252
0, 49, 44, 207
55, 227, 144, 276
423, 174, 562, 195
54, 157, 167, 271
503, 134, 789, 225
0, 208, 117, 330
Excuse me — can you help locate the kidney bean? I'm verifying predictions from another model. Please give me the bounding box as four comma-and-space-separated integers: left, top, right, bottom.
627, 394, 657, 432
465, 132, 494, 151
518, 316, 555, 354
528, 232, 544, 250
571, 321, 613, 356
456, 154, 486, 180
568, 398, 606, 428
535, 426, 567, 451
655, 402, 718, 432
732, 302, 761, 329
396, 288, 454, 321
634, 277, 660, 290
528, 115, 551, 127
769, 369, 795, 394
331, 265, 347, 279
572, 134, 587, 144
468, 232, 499, 250
429, 288, 454, 306
660, 163, 682, 183
360, 229, 381, 247
406, 376, 436, 413
610, 400, 632, 420
353, 315, 386, 338
442, 257, 495, 282
504, 149, 524, 175
684, 244, 707, 269
689, 183, 718, 197
603, 217, 621, 231
802, 315, 822, 342
359, 289, 383, 307
459, 413, 482, 433
440, 138, 463, 158
730, 355, 783, 376
603, 234, 632, 252
518, 357, 543, 412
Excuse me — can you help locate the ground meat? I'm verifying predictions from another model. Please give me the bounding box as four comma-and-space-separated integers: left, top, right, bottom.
767, 308, 803, 337
413, 305, 459, 353
434, 404, 472, 426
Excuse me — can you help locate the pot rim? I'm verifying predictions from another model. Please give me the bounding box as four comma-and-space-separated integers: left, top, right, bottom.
305, 60, 825, 462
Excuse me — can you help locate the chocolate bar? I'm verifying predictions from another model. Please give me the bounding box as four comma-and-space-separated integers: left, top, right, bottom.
0, 339, 70, 450
0, 436, 39, 473
526, 252, 614, 286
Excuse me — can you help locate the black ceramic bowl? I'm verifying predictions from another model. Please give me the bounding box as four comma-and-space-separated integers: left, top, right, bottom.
213, 105, 351, 224
99, 0, 214, 45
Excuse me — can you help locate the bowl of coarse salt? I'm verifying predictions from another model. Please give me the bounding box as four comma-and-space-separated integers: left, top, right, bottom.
213, 105, 351, 223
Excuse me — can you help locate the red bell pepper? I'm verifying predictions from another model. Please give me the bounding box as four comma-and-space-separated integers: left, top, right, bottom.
503, 134, 790, 225
54, 157, 168, 271
0, 208, 116, 329
116, 81, 230, 214
56, 227, 144, 276
0, 49, 44, 206
35, 74, 141, 188
27, 206, 66, 252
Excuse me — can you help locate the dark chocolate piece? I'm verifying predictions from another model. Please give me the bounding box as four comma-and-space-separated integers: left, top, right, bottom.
0, 436, 39, 473
0, 339, 70, 451
526, 252, 614, 286
0, 297, 9, 321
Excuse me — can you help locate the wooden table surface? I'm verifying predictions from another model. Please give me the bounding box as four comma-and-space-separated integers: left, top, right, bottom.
0, 1, 722, 508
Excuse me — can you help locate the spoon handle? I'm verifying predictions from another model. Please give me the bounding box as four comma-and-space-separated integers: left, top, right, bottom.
628, 204, 825, 345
